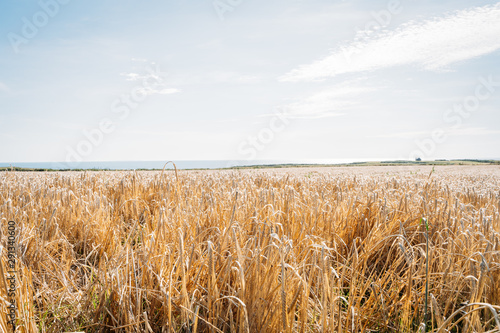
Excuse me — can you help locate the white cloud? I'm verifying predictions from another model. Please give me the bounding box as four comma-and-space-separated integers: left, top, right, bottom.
448, 127, 500, 136
371, 127, 500, 139
170, 71, 264, 85
278, 80, 376, 119
121, 65, 179, 96
369, 131, 429, 139
121, 71, 164, 82
122, 73, 141, 81
281, 3, 500, 82
137, 87, 180, 96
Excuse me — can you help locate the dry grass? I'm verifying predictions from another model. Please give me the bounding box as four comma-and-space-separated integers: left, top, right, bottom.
0, 166, 499, 332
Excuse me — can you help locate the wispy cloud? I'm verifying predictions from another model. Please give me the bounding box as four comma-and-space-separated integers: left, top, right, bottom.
22, 117, 83, 131
448, 127, 500, 136
371, 127, 500, 139
281, 3, 500, 82
136, 87, 180, 96
122, 73, 142, 81
121, 64, 180, 96
121, 71, 164, 83
168, 71, 264, 86
276, 80, 377, 119
369, 131, 428, 139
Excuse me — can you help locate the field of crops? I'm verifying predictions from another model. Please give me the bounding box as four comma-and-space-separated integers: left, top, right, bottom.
0, 166, 499, 332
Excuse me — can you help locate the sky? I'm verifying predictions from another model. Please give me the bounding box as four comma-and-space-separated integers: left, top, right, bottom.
1, 0, 499, 165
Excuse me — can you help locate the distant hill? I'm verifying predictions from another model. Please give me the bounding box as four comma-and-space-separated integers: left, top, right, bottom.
3, 159, 499, 171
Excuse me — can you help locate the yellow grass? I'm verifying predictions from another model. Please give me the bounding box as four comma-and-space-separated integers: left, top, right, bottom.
0, 167, 499, 332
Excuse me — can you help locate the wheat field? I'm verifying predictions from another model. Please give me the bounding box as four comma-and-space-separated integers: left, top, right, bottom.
0, 166, 499, 332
